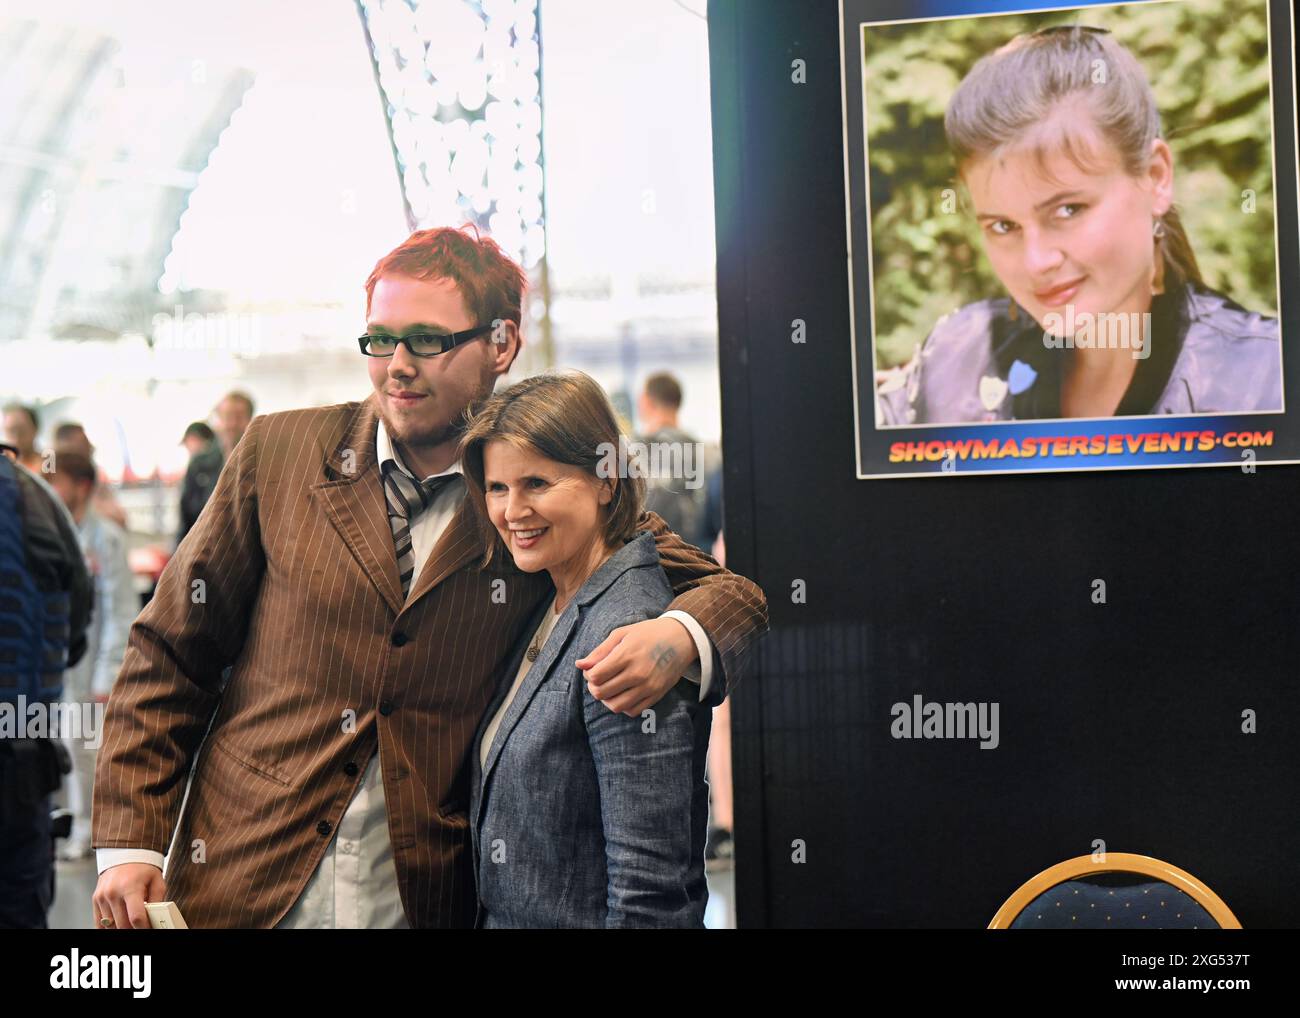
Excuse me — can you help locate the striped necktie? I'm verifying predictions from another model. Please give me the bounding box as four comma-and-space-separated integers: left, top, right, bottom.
381, 461, 460, 598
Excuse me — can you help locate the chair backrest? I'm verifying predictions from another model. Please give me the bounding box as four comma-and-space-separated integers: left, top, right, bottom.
988, 853, 1241, 929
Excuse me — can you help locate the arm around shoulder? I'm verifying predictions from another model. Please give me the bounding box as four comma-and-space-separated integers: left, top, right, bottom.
636, 509, 768, 698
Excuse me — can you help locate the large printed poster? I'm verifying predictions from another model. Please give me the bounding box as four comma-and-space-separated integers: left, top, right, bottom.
841, 0, 1300, 477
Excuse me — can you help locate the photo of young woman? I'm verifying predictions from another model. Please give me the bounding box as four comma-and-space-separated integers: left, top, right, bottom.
875, 23, 1283, 426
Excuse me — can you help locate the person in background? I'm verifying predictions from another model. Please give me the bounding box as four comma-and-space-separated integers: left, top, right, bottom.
705, 460, 725, 562
0, 441, 91, 927
46, 450, 136, 861
213, 390, 254, 458
177, 421, 223, 545
3, 404, 45, 475
181, 421, 216, 459
635, 373, 720, 553
52, 423, 128, 531
704, 472, 734, 868
175, 392, 252, 545
635, 374, 734, 866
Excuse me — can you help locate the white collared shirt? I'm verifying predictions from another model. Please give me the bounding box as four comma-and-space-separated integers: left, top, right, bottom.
97, 417, 716, 927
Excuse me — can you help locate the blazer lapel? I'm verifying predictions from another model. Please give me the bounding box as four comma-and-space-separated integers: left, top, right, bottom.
477, 599, 580, 800
403, 493, 484, 611
470, 594, 548, 833
310, 395, 405, 616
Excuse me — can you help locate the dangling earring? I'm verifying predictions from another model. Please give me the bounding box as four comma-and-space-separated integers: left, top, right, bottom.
1151, 217, 1166, 296
1008, 296, 1019, 322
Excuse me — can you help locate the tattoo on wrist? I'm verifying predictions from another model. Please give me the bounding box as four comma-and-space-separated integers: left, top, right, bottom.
651, 642, 678, 673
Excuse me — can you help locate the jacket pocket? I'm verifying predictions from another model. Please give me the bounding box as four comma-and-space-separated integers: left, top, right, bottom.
196, 736, 294, 817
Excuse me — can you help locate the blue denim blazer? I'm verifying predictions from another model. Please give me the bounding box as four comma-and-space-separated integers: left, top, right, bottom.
469, 529, 711, 928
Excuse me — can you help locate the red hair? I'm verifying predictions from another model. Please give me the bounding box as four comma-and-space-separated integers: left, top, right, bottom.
364, 224, 528, 327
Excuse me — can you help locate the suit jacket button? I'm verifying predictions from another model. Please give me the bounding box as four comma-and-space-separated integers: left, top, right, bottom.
343, 761, 359, 776
316, 820, 332, 836
391, 631, 409, 647
379, 700, 395, 716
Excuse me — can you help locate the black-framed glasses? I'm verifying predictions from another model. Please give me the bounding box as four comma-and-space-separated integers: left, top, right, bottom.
358, 323, 495, 358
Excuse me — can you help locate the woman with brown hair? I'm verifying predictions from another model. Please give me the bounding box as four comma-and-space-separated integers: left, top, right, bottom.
879, 24, 1282, 425
459, 370, 712, 927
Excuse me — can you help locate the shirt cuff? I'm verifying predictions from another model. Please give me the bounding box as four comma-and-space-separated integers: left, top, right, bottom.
660, 609, 714, 702
96, 848, 165, 876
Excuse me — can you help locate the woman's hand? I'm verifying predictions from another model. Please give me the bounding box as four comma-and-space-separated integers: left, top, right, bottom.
577, 617, 696, 716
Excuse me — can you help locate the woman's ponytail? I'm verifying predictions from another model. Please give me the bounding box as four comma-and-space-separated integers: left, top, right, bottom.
1159, 206, 1202, 288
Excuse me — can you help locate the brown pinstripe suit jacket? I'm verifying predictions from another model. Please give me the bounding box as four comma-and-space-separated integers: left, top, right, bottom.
92, 394, 767, 928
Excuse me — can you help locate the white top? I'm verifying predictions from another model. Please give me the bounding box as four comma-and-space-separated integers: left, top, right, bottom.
479, 594, 561, 771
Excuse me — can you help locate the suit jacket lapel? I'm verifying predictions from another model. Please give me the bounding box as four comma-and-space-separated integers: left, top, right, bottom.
310, 395, 405, 616
404, 493, 484, 611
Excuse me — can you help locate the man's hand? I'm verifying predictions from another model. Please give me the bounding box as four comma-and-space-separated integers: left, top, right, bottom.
92, 863, 166, 930
576, 616, 698, 716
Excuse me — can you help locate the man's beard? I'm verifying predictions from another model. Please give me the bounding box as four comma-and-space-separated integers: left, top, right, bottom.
382, 374, 496, 454
384, 411, 464, 452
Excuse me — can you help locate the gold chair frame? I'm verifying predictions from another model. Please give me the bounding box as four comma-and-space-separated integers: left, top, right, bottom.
988, 852, 1242, 929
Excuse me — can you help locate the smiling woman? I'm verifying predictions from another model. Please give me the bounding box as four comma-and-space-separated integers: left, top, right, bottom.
455, 371, 713, 928
457, 370, 645, 585
877, 23, 1283, 425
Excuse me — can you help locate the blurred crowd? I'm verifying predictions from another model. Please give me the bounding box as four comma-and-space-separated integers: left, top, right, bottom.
0, 390, 252, 883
